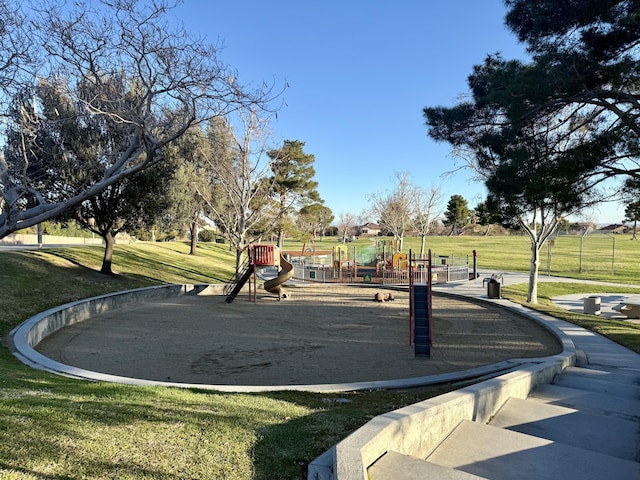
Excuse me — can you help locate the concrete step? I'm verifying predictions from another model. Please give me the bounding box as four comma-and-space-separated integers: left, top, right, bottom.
368, 450, 487, 480
554, 370, 640, 400
425, 419, 640, 480
530, 383, 640, 419
491, 397, 640, 461
563, 365, 640, 385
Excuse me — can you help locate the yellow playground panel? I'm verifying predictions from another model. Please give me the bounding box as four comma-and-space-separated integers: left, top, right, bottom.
392, 253, 408, 270
333, 245, 349, 268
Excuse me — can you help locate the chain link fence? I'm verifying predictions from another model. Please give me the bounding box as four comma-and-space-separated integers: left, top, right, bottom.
545, 233, 617, 276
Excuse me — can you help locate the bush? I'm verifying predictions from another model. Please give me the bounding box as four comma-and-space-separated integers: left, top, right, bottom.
198, 229, 217, 242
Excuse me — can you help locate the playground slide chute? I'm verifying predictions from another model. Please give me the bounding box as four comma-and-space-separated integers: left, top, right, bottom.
264, 254, 294, 297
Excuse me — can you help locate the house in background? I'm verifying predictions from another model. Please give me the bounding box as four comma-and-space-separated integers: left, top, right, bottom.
597, 224, 629, 234
358, 222, 382, 237
567, 222, 597, 234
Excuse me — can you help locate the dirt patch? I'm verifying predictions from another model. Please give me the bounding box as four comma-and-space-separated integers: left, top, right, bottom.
36, 285, 561, 386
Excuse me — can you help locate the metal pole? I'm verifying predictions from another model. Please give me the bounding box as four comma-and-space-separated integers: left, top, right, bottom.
579, 227, 589, 274
610, 234, 615, 275
579, 236, 583, 273
409, 248, 414, 345
428, 249, 433, 347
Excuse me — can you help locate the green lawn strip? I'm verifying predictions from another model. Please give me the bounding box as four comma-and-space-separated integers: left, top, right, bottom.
251, 386, 458, 479
0, 380, 290, 479
42, 242, 237, 285
0, 360, 455, 479
502, 282, 640, 354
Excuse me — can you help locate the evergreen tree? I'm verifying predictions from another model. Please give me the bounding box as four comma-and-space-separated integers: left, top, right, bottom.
443, 195, 470, 235
161, 126, 212, 255
298, 203, 334, 240
268, 140, 321, 248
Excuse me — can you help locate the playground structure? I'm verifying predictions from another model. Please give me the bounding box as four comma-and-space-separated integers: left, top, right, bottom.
221, 240, 439, 357
224, 245, 294, 303
285, 239, 397, 283
287, 238, 470, 286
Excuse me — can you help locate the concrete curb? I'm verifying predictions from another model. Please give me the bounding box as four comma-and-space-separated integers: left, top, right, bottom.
8, 283, 221, 375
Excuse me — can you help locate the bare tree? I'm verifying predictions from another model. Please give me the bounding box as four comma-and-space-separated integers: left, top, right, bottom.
368, 172, 418, 252
161, 126, 213, 255
200, 108, 277, 273
0, 1, 34, 96
336, 212, 356, 244
414, 185, 443, 258
0, 0, 275, 238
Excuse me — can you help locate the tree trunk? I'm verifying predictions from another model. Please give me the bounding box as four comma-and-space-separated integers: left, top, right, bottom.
527, 241, 541, 304
520, 211, 559, 305
189, 221, 198, 255
419, 234, 426, 258
277, 228, 285, 249
632, 220, 638, 240
235, 248, 243, 275
100, 231, 116, 275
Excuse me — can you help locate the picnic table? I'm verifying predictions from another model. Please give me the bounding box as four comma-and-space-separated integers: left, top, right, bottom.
613, 295, 640, 319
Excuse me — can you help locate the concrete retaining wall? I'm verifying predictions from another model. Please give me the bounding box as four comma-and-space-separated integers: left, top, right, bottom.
308, 355, 574, 480
8, 279, 577, 478
1, 233, 105, 245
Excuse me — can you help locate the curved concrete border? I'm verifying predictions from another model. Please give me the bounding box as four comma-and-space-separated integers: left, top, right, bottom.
8, 283, 574, 394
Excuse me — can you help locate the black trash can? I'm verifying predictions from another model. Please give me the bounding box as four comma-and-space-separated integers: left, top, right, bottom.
487, 279, 501, 299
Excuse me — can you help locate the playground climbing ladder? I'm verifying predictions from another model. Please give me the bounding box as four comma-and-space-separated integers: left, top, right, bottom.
224, 258, 254, 303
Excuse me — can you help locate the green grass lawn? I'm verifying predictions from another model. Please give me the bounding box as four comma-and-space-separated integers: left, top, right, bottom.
1, 237, 639, 479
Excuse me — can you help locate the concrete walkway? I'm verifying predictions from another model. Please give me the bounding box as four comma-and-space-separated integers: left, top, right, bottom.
320, 272, 640, 479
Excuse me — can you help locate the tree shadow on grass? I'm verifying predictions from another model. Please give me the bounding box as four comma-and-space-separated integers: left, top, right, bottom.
250, 387, 456, 480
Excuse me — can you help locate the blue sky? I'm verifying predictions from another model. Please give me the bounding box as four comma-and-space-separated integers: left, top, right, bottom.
174, 0, 621, 224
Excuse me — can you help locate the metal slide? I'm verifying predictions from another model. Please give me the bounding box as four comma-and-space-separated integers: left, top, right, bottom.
263, 254, 294, 298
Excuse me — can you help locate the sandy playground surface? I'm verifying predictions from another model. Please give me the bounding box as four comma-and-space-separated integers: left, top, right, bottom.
36, 285, 561, 386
